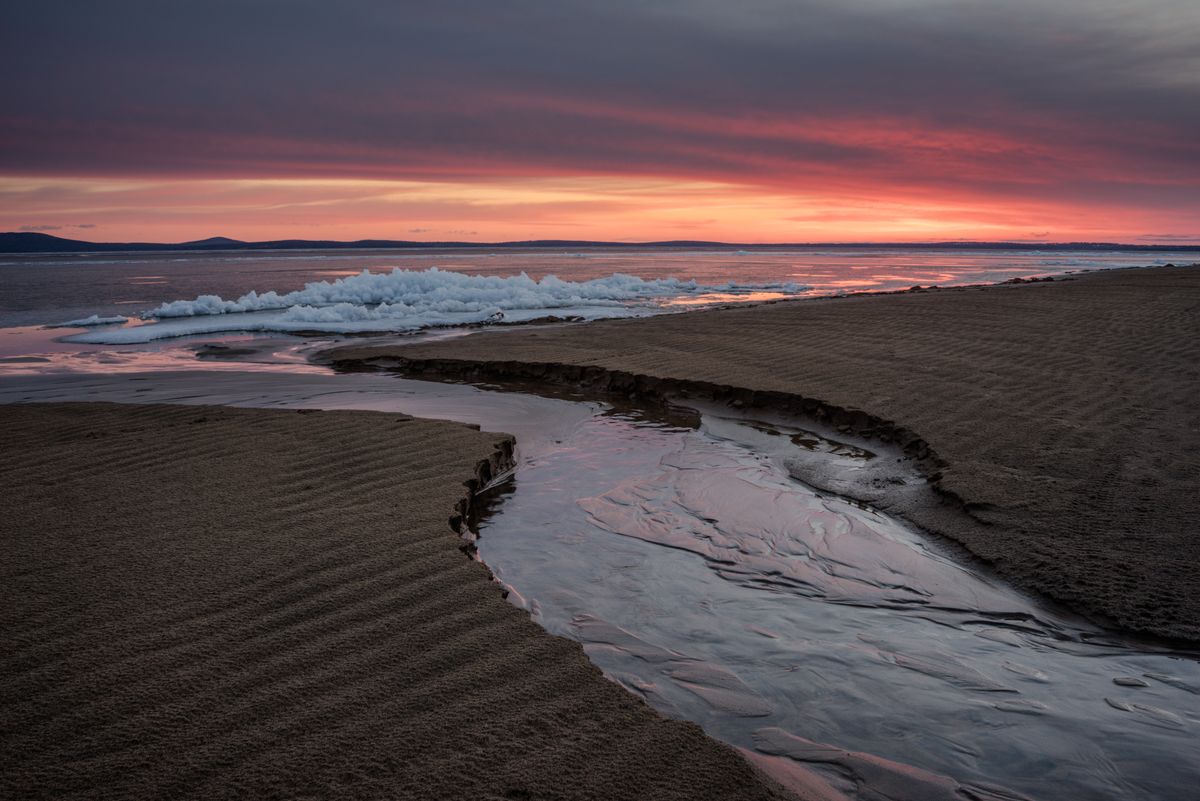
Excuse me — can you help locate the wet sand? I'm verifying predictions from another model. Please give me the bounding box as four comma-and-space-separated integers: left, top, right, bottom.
0, 402, 793, 801
331, 264, 1200, 643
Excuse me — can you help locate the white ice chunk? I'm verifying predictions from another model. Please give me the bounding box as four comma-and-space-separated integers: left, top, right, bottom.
49, 314, 129, 327
143, 268, 707, 319
66, 267, 809, 344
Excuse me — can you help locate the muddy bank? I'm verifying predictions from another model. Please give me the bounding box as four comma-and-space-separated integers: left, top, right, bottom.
0, 402, 795, 801
322, 355, 994, 569
327, 264, 1200, 643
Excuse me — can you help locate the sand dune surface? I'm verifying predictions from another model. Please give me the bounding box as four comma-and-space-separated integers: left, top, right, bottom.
333, 265, 1200, 642
0, 403, 791, 801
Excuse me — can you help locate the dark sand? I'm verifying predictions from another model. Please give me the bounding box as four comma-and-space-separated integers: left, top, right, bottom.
331, 265, 1200, 643
0, 403, 793, 801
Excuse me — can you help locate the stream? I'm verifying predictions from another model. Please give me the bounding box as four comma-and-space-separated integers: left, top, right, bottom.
2, 358, 1198, 801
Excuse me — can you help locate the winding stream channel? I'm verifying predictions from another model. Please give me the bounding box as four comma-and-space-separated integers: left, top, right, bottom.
3, 357, 1198, 801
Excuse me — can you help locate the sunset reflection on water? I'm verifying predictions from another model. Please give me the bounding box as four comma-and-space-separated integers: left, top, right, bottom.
664, 291, 794, 306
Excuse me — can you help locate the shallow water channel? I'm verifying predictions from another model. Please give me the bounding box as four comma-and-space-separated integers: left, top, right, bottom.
3, 365, 1198, 801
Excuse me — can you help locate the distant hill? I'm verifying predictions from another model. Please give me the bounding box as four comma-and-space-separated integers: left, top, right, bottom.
0, 232, 164, 253
182, 236, 246, 247
1, 231, 1197, 255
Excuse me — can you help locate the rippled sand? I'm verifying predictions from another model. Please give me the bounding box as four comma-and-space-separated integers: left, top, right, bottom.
331, 264, 1200, 642
0, 402, 790, 801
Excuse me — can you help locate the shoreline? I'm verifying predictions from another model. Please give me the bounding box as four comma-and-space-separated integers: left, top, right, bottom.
326, 263, 1200, 644
0, 402, 797, 800
6, 257, 1193, 346
326, 349, 1200, 655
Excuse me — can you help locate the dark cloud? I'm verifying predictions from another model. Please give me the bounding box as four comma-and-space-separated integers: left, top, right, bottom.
18, 223, 97, 232
1, 1, 1196, 209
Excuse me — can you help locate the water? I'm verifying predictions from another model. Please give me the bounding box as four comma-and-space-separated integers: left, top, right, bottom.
4, 362, 1198, 801
471, 401, 1200, 801
2, 246, 1195, 329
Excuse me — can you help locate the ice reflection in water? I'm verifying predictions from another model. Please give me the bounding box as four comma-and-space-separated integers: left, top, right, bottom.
476, 407, 1200, 801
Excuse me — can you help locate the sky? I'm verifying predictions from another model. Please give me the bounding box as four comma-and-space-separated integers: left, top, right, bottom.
2, 0, 1198, 244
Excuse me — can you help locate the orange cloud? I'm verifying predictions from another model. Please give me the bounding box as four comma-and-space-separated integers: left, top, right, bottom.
2, 175, 1195, 244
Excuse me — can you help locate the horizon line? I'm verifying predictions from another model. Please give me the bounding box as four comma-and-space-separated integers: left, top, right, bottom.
4, 230, 1200, 254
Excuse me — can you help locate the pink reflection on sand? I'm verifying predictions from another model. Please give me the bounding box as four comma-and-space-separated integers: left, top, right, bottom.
868, 272, 958, 283
0, 347, 329, 376
0, 325, 328, 377
823, 279, 883, 288
665, 291, 793, 306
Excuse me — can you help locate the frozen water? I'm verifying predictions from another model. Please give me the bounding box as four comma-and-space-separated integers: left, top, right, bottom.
49, 314, 128, 327
64, 268, 807, 343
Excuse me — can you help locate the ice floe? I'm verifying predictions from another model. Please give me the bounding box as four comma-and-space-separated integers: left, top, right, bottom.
49, 314, 129, 327
64, 267, 809, 343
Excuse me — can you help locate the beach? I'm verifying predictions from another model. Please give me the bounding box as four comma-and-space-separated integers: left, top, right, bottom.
3, 263, 1198, 801
331, 264, 1200, 643
0, 403, 792, 800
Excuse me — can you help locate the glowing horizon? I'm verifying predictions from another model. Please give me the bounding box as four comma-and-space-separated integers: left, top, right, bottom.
4, 175, 1197, 246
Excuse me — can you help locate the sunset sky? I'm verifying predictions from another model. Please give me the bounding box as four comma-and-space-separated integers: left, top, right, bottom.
3, 1, 1198, 244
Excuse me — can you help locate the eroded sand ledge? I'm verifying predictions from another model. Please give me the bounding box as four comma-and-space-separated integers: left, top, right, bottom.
328, 264, 1200, 643
0, 403, 794, 801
